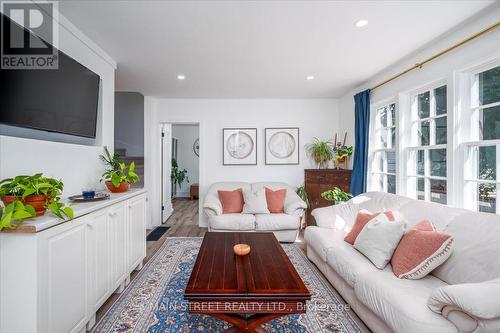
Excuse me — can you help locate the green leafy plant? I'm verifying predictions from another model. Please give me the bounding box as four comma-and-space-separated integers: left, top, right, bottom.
101, 162, 139, 188
0, 200, 36, 230
0, 174, 73, 219
171, 159, 189, 191
99, 146, 121, 172
321, 187, 353, 203
296, 185, 309, 207
305, 138, 334, 168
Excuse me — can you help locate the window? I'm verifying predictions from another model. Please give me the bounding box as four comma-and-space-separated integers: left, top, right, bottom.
463, 65, 500, 213
407, 84, 448, 204
368, 102, 397, 194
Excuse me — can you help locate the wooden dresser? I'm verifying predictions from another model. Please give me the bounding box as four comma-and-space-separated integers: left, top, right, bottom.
304, 169, 352, 226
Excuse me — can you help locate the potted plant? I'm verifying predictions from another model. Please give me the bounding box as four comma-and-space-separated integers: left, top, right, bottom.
0, 200, 36, 231
171, 158, 189, 197
321, 187, 353, 204
305, 138, 334, 169
100, 146, 140, 193
0, 174, 74, 218
332, 132, 353, 169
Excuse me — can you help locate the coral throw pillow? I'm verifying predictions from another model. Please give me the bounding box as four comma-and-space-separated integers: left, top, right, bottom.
265, 187, 287, 213
344, 209, 396, 245
218, 189, 244, 214
391, 220, 454, 280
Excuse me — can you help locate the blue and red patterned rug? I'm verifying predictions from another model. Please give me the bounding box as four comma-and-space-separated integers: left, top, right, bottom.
92, 237, 363, 333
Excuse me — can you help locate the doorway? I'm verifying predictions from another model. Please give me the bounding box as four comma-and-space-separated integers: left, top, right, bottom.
160, 123, 200, 223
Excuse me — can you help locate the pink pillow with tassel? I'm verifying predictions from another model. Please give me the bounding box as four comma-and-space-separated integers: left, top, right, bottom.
391, 220, 454, 280
344, 209, 396, 245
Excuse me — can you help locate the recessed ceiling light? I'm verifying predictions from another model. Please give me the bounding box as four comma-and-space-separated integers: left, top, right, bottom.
177, 74, 185, 80
355, 19, 368, 28
306, 76, 315, 81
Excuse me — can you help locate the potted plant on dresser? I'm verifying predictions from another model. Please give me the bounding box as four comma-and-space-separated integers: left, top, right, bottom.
305, 138, 334, 169
321, 187, 353, 204
0, 174, 74, 218
100, 146, 139, 193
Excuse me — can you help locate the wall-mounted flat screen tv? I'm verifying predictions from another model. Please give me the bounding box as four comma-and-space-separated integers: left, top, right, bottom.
0, 15, 100, 138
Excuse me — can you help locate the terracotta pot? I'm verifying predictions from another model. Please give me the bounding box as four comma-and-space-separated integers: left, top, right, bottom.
105, 181, 129, 193
23, 194, 49, 216
1, 195, 19, 206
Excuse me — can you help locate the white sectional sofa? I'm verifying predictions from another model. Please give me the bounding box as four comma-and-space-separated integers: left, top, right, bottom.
305, 192, 500, 333
203, 182, 307, 242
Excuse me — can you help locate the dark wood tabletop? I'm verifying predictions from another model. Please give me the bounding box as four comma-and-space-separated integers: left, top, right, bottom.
185, 232, 310, 299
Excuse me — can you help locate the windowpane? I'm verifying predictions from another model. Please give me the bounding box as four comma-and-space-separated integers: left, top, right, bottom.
417, 150, 425, 176
387, 151, 396, 173
435, 116, 447, 144
387, 175, 396, 194
479, 66, 500, 106
378, 129, 389, 148
391, 127, 396, 148
417, 178, 425, 200
430, 149, 447, 177
478, 146, 496, 180
430, 179, 447, 204
481, 105, 500, 140
380, 106, 388, 128
419, 121, 430, 145
390, 103, 396, 126
478, 183, 496, 213
418, 91, 430, 118
435, 85, 447, 116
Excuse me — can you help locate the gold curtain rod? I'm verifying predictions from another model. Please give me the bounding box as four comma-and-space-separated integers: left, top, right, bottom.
370, 21, 500, 91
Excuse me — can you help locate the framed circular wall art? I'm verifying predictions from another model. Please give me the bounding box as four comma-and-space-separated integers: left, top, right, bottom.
265, 128, 299, 165
223, 128, 257, 165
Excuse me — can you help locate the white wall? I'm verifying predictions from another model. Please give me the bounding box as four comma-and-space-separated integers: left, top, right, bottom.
0, 7, 116, 197
115, 92, 144, 156
145, 99, 339, 227
172, 124, 199, 197
338, 7, 500, 145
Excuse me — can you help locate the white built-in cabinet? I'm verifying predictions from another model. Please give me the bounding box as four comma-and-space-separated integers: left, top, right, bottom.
0, 191, 147, 333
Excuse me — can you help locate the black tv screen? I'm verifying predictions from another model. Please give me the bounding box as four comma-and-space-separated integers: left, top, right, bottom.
0, 16, 100, 138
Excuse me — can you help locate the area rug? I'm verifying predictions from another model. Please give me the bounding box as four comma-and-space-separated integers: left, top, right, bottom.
92, 237, 363, 333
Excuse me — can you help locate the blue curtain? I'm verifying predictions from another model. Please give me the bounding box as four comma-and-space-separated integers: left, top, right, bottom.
350, 89, 371, 196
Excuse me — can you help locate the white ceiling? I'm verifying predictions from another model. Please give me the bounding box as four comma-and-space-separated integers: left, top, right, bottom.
58, 0, 495, 98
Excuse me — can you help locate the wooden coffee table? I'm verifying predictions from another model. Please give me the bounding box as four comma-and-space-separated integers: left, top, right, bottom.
185, 232, 311, 333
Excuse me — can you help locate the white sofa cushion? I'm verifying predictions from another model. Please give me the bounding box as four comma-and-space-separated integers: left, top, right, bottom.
432, 211, 500, 285
242, 188, 270, 214
255, 214, 300, 231
398, 199, 469, 231
351, 192, 412, 215
353, 215, 406, 269
326, 240, 383, 287
304, 226, 344, 262
209, 213, 255, 231
355, 269, 456, 333
311, 202, 359, 233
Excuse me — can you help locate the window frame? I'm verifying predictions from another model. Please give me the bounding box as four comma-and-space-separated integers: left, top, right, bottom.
368, 99, 398, 194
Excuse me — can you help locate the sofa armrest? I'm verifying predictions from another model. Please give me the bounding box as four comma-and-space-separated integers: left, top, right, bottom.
428, 279, 500, 321
203, 200, 223, 216
284, 191, 307, 216
311, 202, 359, 231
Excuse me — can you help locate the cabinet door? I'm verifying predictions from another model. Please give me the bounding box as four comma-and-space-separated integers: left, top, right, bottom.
44, 222, 87, 333
87, 210, 111, 311
109, 202, 128, 289
128, 195, 146, 270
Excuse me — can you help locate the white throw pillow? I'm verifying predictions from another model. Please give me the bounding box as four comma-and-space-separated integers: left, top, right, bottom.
354, 214, 406, 269
242, 188, 270, 214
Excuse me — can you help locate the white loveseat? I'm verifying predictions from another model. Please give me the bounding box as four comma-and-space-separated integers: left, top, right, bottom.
305, 192, 500, 333
203, 182, 307, 242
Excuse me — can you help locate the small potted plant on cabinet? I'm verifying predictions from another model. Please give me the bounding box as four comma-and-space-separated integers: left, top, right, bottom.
100, 146, 140, 193
305, 138, 334, 169
0, 174, 74, 218
321, 187, 353, 204
332, 132, 353, 169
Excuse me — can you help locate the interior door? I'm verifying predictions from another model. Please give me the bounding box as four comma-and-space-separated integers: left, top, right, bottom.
161, 123, 173, 222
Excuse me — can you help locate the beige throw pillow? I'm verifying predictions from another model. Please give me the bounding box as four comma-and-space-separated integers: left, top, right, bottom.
242, 188, 270, 214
